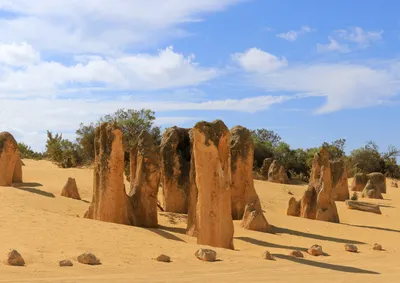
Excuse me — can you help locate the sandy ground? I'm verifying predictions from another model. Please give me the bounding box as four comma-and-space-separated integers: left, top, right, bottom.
0, 159, 399, 282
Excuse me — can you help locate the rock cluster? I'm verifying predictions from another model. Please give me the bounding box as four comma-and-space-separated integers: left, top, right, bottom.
0, 132, 23, 186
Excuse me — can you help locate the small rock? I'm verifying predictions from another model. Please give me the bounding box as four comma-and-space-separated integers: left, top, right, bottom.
373, 243, 383, 251
287, 191, 293, 195
7, 250, 25, 266
289, 250, 304, 258
155, 254, 171, 262
77, 252, 101, 265
195, 248, 217, 262
391, 181, 398, 188
262, 251, 274, 260
308, 245, 323, 256
345, 244, 358, 253
59, 260, 73, 267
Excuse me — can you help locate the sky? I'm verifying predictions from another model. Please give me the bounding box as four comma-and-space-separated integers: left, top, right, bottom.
0, 0, 399, 155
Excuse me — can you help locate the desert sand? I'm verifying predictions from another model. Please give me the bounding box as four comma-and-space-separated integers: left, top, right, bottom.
0, 159, 399, 282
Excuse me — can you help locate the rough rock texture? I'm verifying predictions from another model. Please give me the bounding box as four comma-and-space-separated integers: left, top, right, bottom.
160, 127, 191, 213
367, 173, 386, 194
128, 131, 161, 228
77, 252, 101, 265
59, 260, 73, 267
84, 123, 133, 225
61, 177, 81, 200
331, 159, 349, 201
286, 197, 300, 217
186, 120, 234, 249
230, 126, 270, 232
288, 148, 339, 223
268, 160, 288, 184
345, 200, 381, 214
241, 203, 270, 232
129, 147, 137, 188
350, 173, 369, 192
392, 181, 398, 188
290, 250, 304, 258
362, 180, 383, 199
315, 148, 340, 223
12, 153, 23, 183
262, 251, 274, 260
195, 248, 217, 262
0, 132, 20, 186
260, 158, 273, 179
309, 152, 322, 187
373, 243, 383, 251
345, 244, 358, 253
7, 250, 25, 266
308, 245, 323, 256
155, 254, 171, 262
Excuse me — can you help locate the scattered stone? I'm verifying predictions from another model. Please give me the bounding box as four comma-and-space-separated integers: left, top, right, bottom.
7, 250, 25, 266
155, 254, 171, 262
260, 158, 273, 180
77, 252, 101, 265
160, 127, 191, 213
262, 251, 274, 260
351, 172, 386, 194
392, 181, 398, 188
195, 248, 217, 262
345, 200, 382, 214
307, 245, 323, 256
61, 177, 81, 200
368, 173, 386, 194
331, 159, 349, 201
286, 197, 300, 217
290, 250, 304, 258
373, 243, 383, 251
186, 120, 234, 249
268, 160, 289, 184
287, 191, 293, 195
345, 244, 358, 253
350, 173, 369, 192
59, 260, 73, 267
362, 180, 383, 199
241, 202, 270, 232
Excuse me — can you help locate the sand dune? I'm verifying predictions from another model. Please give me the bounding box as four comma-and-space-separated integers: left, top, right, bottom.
0, 159, 399, 282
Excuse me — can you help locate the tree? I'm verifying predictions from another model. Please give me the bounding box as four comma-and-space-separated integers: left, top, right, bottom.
322, 138, 346, 160
17, 142, 43, 160
45, 131, 82, 168
250, 128, 281, 147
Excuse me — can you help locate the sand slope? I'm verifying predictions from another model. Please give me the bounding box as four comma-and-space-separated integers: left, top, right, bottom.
0, 159, 399, 282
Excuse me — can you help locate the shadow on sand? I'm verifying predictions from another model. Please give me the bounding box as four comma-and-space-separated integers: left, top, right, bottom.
274, 254, 379, 274
235, 236, 308, 252
148, 226, 186, 242
12, 183, 55, 198
271, 226, 365, 244
343, 223, 400, 233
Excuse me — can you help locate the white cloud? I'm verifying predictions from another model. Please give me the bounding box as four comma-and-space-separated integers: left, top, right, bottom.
276, 26, 313, 42
0, 0, 242, 54
232, 48, 287, 73
234, 48, 400, 113
0, 94, 288, 150
0, 42, 40, 66
317, 37, 350, 53
335, 27, 383, 48
0, 45, 218, 97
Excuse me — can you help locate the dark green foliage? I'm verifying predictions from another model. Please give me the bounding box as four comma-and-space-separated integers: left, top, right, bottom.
45, 131, 83, 168
350, 192, 358, 201
17, 142, 44, 160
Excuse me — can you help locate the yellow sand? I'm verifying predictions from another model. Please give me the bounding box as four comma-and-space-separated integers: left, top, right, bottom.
0, 159, 399, 282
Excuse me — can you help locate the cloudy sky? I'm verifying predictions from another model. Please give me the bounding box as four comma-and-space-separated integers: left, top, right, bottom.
0, 0, 399, 153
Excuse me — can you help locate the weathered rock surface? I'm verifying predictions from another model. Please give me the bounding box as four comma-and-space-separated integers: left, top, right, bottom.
7, 250, 25, 266
362, 180, 383, 199
331, 159, 349, 201
299, 185, 318, 219
160, 127, 191, 213
186, 120, 234, 249
262, 250, 274, 260
84, 123, 133, 225
195, 248, 217, 262
230, 126, 270, 232
0, 132, 20, 186
268, 160, 288, 184
155, 254, 171, 262
350, 173, 369, 192
59, 260, 73, 267
345, 200, 382, 214
77, 252, 101, 265
290, 250, 304, 258
128, 131, 161, 228
260, 158, 273, 180
286, 197, 300, 217
345, 244, 358, 253
12, 153, 23, 183
392, 181, 399, 188
373, 243, 383, 251
367, 173, 386, 194
308, 245, 323, 256
61, 177, 81, 200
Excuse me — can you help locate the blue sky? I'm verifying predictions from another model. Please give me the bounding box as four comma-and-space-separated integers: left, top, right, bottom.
0, 0, 399, 155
